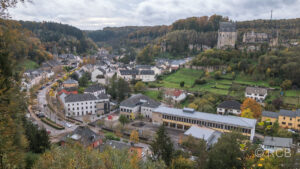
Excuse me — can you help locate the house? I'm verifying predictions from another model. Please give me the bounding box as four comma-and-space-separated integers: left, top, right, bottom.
184, 125, 222, 148
22, 69, 47, 90
84, 84, 106, 96
138, 70, 156, 82
262, 136, 293, 153
91, 68, 106, 83
64, 93, 110, 117
118, 69, 139, 81
152, 107, 257, 141
164, 89, 186, 103
61, 126, 104, 148
261, 109, 300, 130
217, 100, 241, 115
245, 87, 268, 102
63, 78, 79, 88
100, 140, 146, 159
120, 94, 161, 119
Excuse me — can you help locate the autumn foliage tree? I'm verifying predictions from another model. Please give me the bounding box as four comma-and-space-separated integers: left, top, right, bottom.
241, 98, 262, 118
130, 130, 139, 144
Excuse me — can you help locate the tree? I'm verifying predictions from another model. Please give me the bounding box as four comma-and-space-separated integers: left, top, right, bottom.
207, 132, 246, 169
241, 98, 262, 119
214, 71, 222, 79
150, 125, 174, 166
170, 156, 194, 169
180, 81, 185, 87
272, 98, 283, 110
24, 120, 50, 154
134, 81, 146, 92
79, 75, 88, 87
241, 108, 254, 119
119, 114, 129, 126
130, 130, 139, 144
280, 80, 292, 90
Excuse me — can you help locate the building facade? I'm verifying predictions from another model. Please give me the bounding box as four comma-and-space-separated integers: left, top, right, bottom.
262, 109, 300, 130
217, 100, 241, 115
120, 94, 161, 119
245, 87, 268, 102
152, 107, 257, 141
217, 22, 237, 49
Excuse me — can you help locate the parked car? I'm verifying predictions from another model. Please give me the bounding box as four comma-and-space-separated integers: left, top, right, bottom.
65, 123, 73, 128
37, 113, 45, 118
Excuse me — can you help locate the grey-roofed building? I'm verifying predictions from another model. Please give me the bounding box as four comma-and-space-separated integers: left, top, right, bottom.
262, 111, 279, 118
84, 84, 106, 96
139, 70, 156, 82
64, 93, 110, 117
184, 125, 222, 148
152, 106, 257, 141
61, 126, 104, 148
120, 94, 161, 119
63, 78, 78, 88
262, 136, 293, 153
262, 109, 300, 130
245, 87, 268, 102
217, 100, 241, 115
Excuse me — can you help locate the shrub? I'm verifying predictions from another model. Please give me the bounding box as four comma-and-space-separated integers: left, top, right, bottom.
194, 78, 206, 85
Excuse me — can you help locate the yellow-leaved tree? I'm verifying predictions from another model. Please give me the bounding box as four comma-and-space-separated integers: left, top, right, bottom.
130, 130, 139, 144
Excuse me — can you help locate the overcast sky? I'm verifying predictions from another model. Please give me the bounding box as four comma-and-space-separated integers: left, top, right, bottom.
8, 0, 300, 30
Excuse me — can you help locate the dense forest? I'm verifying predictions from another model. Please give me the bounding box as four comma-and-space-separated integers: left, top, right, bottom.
20, 21, 98, 55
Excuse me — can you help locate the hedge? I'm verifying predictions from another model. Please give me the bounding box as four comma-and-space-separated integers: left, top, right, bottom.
41, 118, 65, 130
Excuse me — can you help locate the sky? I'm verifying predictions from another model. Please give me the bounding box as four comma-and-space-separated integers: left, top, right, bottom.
8, 0, 300, 30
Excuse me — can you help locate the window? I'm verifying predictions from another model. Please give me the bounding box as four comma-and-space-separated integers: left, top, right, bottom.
288, 123, 292, 126
283, 117, 285, 120
290, 118, 292, 121
282, 122, 286, 125
72, 108, 74, 110
68, 108, 70, 111
77, 108, 79, 110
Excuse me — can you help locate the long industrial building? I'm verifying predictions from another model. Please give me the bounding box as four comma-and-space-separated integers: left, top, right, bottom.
152, 106, 257, 141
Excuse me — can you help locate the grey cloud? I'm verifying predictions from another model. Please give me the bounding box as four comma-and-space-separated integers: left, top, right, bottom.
8, 0, 300, 30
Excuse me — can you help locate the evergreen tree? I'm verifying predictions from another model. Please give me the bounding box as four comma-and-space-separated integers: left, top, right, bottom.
150, 125, 174, 166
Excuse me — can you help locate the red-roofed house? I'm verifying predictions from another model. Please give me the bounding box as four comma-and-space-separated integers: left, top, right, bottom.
164, 89, 187, 103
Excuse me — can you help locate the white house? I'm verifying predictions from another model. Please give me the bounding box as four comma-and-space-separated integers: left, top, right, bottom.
245, 87, 268, 102
217, 100, 241, 115
84, 84, 106, 96
262, 136, 293, 153
64, 93, 110, 117
91, 68, 106, 84
120, 94, 161, 119
164, 89, 187, 103
138, 70, 156, 82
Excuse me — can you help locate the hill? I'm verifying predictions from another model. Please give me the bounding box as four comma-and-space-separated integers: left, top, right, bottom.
20, 21, 98, 55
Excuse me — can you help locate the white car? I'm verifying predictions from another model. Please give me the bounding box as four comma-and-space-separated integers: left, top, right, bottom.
65, 123, 73, 128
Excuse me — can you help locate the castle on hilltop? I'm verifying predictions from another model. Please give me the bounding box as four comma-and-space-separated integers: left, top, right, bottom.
217, 22, 237, 49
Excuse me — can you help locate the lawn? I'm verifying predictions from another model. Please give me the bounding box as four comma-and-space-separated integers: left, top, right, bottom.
154, 68, 290, 97
284, 90, 300, 97
17, 59, 39, 71
143, 90, 160, 101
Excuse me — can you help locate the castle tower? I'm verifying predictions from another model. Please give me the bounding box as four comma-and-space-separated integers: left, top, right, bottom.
217, 22, 237, 49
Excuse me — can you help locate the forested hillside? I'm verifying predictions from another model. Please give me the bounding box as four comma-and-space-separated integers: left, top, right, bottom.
87, 16, 300, 60
20, 21, 98, 55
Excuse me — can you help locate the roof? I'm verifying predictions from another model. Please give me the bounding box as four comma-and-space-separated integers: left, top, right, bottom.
62, 126, 103, 147
219, 22, 236, 32
218, 100, 241, 110
246, 87, 267, 95
165, 89, 184, 97
263, 136, 293, 148
59, 87, 78, 92
135, 65, 152, 69
98, 93, 109, 100
262, 111, 279, 118
65, 93, 98, 103
262, 109, 300, 118
140, 70, 155, 75
120, 94, 161, 108
119, 69, 139, 75
153, 106, 257, 129
84, 84, 105, 93
184, 126, 221, 140
63, 78, 78, 84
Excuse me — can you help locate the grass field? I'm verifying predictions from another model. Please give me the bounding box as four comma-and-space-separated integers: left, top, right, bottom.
17, 59, 39, 71
143, 90, 160, 101
151, 68, 300, 105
